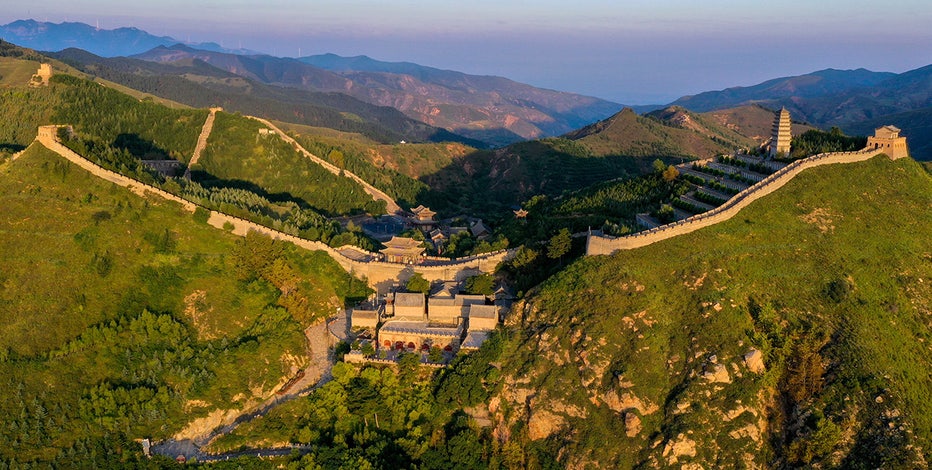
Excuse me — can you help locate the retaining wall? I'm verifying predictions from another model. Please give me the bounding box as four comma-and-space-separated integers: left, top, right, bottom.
587, 148, 886, 255
33, 126, 512, 292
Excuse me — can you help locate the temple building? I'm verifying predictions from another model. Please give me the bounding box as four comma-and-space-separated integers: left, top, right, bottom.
409, 205, 437, 230
867, 125, 909, 159
769, 107, 792, 158
379, 236, 425, 264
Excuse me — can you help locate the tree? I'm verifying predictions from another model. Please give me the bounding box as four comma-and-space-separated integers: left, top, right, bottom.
547, 228, 571, 263
405, 273, 430, 295
464, 274, 495, 296
652, 158, 667, 174
428, 345, 444, 363
662, 164, 680, 182
511, 246, 539, 270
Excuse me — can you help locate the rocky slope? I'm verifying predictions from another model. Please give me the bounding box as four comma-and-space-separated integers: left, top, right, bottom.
486, 155, 932, 468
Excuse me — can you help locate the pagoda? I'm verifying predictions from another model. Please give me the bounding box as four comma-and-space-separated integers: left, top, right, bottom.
769, 107, 792, 158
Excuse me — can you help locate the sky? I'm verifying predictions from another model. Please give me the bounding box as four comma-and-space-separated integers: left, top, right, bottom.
3, 0, 932, 104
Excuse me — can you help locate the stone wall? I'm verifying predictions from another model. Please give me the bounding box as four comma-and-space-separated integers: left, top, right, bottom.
34, 125, 513, 292
587, 147, 887, 256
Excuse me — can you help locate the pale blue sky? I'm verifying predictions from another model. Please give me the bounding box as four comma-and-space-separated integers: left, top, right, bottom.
3, 0, 931, 103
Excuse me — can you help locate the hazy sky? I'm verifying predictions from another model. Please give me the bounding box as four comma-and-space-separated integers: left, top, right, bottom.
4, 0, 932, 103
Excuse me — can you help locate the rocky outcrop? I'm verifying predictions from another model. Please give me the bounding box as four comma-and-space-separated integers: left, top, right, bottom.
744, 349, 765, 374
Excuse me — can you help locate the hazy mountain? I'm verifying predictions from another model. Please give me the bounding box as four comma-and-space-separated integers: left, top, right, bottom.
0, 19, 249, 57
134, 46, 622, 146
670, 68, 897, 113
300, 53, 623, 140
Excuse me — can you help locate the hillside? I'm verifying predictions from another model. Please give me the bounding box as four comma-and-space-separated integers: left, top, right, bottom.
566, 107, 754, 157
49, 46, 476, 145
0, 144, 369, 466
701, 104, 817, 144
666, 65, 932, 160
484, 155, 932, 467
299, 53, 622, 145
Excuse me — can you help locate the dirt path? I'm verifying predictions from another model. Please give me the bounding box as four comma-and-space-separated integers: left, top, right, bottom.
247, 116, 402, 214
151, 320, 335, 460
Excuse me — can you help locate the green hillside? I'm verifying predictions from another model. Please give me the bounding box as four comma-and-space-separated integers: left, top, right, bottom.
484, 155, 932, 467
0, 145, 369, 465
196, 111, 386, 216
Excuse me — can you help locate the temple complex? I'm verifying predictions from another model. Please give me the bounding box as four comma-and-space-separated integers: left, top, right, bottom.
866, 125, 909, 159
769, 107, 792, 158
350, 285, 501, 357
379, 236, 425, 264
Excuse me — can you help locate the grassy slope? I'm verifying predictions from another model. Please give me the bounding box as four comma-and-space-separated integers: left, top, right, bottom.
0, 145, 366, 463
495, 155, 932, 467
197, 112, 385, 216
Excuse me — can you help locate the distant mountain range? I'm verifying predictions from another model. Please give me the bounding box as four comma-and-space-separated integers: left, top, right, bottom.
0, 19, 251, 57
48, 47, 475, 146
1, 20, 622, 147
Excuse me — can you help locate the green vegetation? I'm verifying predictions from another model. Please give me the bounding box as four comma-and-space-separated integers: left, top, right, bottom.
0, 146, 368, 466
295, 134, 434, 207
198, 112, 385, 216
207, 332, 509, 468
790, 127, 867, 160
51, 74, 206, 161
405, 273, 431, 295
482, 155, 932, 467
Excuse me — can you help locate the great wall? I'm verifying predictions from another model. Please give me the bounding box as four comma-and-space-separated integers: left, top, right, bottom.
586, 146, 891, 255
32, 125, 511, 293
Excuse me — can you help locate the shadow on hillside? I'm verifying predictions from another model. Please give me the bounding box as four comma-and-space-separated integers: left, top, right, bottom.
412, 140, 664, 222
0, 143, 26, 153
113, 133, 173, 160
189, 169, 360, 218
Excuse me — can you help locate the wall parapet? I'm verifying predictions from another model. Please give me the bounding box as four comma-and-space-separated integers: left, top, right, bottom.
587, 148, 886, 256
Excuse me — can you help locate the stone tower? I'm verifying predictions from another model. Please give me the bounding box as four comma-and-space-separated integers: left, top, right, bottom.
769, 107, 792, 158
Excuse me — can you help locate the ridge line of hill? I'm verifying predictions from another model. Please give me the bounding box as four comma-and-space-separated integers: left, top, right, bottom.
31, 126, 511, 290
587, 147, 891, 255
245, 116, 402, 214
